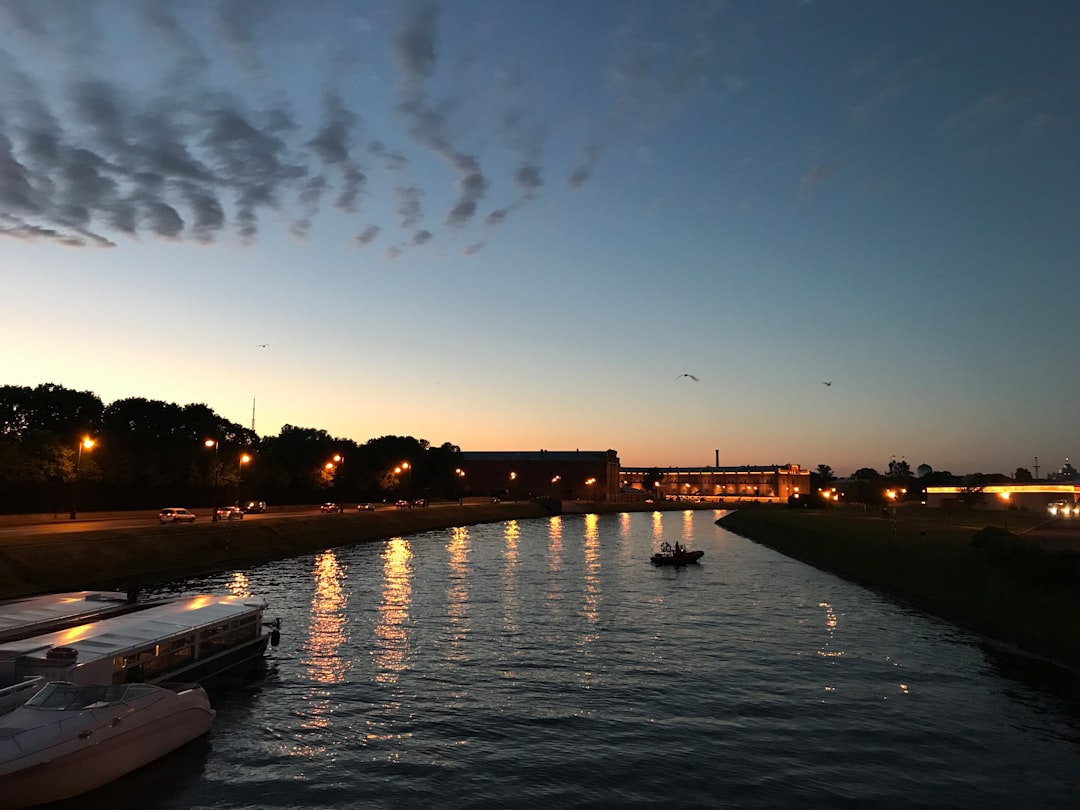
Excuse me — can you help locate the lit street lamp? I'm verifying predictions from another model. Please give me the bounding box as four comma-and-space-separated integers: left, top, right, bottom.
69, 436, 96, 520
205, 439, 219, 521
330, 453, 345, 501
394, 461, 411, 499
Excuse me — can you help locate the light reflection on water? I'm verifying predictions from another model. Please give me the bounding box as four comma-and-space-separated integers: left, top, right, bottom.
374, 538, 412, 684
123, 510, 1080, 809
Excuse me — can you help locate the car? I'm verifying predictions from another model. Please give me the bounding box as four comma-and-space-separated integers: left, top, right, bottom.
159, 507, 196, 524
357, 503, 375, 512
1048, 500, 1079, 517
240, 500, 266, 514
395, 499, 410, 509
215, 506, 244, 521
413, 498, 428, 508
320, 502, 342, 513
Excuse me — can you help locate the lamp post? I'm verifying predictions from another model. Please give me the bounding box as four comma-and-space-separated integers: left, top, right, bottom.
205, 439, 219, 521
509, 470, 517, 501
398, 461, 410, 499
69, 436, 96, 520
586, 477, 597, 501
455, 467, 465, 505
333, 453, 344, 502
237, 453, 250, 506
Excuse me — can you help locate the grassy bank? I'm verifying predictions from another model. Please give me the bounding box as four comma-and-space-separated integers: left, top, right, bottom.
0, 502, 550, 600
717, 506, 1080, 671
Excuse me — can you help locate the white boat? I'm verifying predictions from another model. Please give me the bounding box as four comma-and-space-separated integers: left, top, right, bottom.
0, 680, 214, 807
0, 594, 280, 713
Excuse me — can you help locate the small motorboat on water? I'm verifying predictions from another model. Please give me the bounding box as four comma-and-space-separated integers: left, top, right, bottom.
0, 680, 214, 808
651, 542, 704, 566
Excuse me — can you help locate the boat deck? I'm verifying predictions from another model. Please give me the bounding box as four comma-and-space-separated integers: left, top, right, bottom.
0, 594, 269, 664
0, 591, 138, 644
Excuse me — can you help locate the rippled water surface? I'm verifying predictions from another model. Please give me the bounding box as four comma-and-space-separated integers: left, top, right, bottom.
63, 510, 1080, 808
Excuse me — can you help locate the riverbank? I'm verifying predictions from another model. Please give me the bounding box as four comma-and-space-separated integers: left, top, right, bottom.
0, 499, 709, 600
717, 506, 1080, 671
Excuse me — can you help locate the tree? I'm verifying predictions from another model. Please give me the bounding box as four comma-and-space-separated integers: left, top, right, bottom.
887, 457, 912, 479
815, 464, 835, 483
1013, 467, 1033, 482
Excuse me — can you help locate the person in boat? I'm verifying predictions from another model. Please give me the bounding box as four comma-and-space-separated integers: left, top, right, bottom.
660, 541, 672, 554
673, 541, 684, 554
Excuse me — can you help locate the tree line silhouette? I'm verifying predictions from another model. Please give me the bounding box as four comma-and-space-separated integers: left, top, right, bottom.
0, 383, 464, 515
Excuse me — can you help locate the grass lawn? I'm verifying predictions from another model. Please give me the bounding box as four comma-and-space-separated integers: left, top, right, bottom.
717, 505, 1080, 671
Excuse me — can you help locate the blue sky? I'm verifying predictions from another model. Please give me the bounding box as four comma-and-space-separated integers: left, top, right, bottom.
1, 0, 1077, 476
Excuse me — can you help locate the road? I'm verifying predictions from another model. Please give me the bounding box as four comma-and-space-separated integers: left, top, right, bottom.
0, 503, 416, 537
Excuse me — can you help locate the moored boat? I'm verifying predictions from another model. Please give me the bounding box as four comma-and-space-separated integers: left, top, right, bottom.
0, 591, 163, 645
651, 542, 704, 566
0, 593, 280, 714
0, 680, 214, 807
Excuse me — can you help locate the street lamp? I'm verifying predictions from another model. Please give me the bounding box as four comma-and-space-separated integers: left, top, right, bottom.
205, 439, 219, 521
586, 476, 597, 501
332, 453, 345, 501
69, 436, 96, 520
455, 467, 466, 504
238, 453, 250, 504
509, 470, 517, 501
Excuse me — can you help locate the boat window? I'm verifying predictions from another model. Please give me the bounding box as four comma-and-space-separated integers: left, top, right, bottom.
25, 682, 82, 709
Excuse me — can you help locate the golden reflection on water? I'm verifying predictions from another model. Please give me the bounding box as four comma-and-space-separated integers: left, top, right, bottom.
548, 516, 564, 572
305, 551, 349, 685
375, 537, 413, 684
225, 571, 251, 596
681, 509, 695, 543
445, 526, 471, 659
818, 600, 843, 659
651, 511, 664, 544
501, 521, 521, 640
581, 513, 600, 646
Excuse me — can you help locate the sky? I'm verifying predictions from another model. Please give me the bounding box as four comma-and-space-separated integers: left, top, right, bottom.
1, 0, 1077, 477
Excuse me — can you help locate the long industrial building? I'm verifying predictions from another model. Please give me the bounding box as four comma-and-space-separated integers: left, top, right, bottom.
460, 450, 809, 503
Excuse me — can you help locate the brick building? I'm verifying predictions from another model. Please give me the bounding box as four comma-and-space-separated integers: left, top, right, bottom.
460, 450, 620, 501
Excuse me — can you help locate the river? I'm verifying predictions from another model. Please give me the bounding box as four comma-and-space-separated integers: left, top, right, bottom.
56, 510, 1080, 808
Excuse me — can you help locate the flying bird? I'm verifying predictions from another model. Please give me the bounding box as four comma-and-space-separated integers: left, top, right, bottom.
675, 373, 700, 382
256, 344, 269, 348
822, 381, 832, 386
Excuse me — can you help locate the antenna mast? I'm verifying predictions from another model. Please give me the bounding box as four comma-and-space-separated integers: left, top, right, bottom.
251, 397, 256, 433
